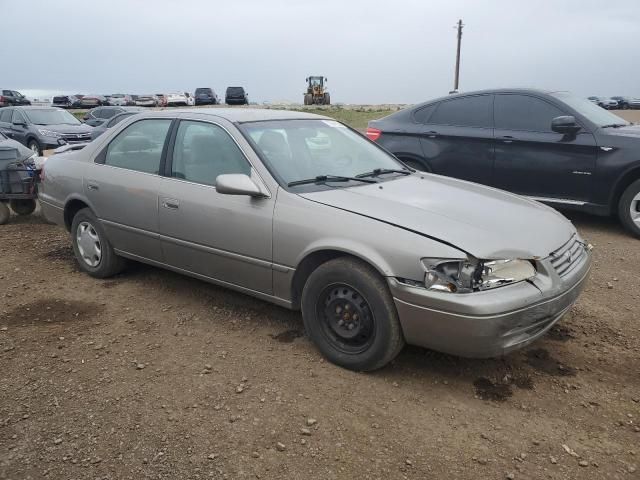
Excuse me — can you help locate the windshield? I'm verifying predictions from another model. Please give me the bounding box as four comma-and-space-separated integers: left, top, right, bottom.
309, 77, 323, 86
241, 119, 405, 189
23, 109, 80, 126
552, 92, 629, 127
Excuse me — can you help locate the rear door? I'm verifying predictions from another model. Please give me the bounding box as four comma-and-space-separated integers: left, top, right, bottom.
158, 119, 274, 294
492, 94, 596, 202
85, 118, 173, 261
0, 109, 14, 137
415, 94, 494, 185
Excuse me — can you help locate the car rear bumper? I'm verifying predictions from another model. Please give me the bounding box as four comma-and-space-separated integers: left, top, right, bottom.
389, 245, 591, 358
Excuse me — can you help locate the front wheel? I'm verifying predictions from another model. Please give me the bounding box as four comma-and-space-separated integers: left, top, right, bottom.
71, 208, 126, 278
9, 199, 36, 216
301, 257, 405, 371
618, 179, 640, 238
27, 139, 41, 156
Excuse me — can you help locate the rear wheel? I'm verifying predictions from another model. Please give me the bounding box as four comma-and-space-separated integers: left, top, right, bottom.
0, 202, 9, 225
9, 199, 36, 216
619, 179, 640, 238
71, 208, 126, 278
301, 257, 405, 371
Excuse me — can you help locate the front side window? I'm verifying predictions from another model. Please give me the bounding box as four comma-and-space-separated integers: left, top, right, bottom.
241, 119, 405, 189
495, 94, 566, 132
11, 110, 26, 124
104, 119, 171, 174
429, 95, 492, 128
107, 113, 134, 128
551, 92, 629, 128
171, 121, 250, 186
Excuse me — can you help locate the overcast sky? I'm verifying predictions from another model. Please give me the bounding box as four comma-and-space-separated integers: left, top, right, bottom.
2, 0, 639, 104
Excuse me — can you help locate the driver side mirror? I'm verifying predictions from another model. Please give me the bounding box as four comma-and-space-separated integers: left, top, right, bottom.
216, 174, 265, 197
12, 120, 26, 127
551, 115, 581, 135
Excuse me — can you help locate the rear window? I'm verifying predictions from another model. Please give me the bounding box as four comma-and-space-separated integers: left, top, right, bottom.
53, 96, 68, 102
227, 87, 244, 94
195, 88, 211, 94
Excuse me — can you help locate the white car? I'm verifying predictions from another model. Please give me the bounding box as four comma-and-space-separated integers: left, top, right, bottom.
185, 92, 195, 106
166, 92, 189, 107
109, 94, 130, 106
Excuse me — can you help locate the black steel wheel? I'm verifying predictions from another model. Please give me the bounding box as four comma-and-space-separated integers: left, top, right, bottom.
9, 199, 36, 216
302, 257, 405, 371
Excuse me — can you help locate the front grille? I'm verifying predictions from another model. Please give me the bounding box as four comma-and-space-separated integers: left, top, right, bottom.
61, 133, 91, 143
549, 235, 587, 277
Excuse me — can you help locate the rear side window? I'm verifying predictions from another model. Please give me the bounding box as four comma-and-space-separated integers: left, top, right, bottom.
429, 95, 492, 128
0, 109, 12, 122
93, 108, 117, 119
171, 120, 250, 186
413, 104, 437, 124
494, 94, 566, 132
104, 119, 171, 174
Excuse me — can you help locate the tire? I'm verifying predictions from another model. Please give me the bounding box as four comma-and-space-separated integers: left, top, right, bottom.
27, 139, 42, 156
9, 199, 36, 216
70, 208, 126, 278
323, 93, 330, 105
301, 257, 405, 371
618, 178, 640, 238
0, 202, 9, 225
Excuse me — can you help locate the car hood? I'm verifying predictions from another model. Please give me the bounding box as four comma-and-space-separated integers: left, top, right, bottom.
0, 137, 33, 161
35, 124, 93, 134
601, 124, 640, 138
299, 174, 575, 259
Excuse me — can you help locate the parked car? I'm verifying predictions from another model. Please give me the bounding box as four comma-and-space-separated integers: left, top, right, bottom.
52, 95, 82, 109
588, 96, 618, 109
89, 110, 142, 140
83, 106, 144, 127
225, 87, 249, 105
166, 92, 189, 106
0, 106, 93, 155
80, 95, 107, 108
0, 90, 31, 107
367, 88, 640, 237
610, 96, 640, 110
38, 108, 591, 371
185, 92, 195, 106
0, 130, 39, 223
109, 94, 133, 106
155, 94, 168, 107
135, 95, 158, 107
194, 87, 219, 105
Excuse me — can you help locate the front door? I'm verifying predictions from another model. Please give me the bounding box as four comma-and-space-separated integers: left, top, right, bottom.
158, 119, 274, 294
85, 118, 173, 262
492, 94, 596, 202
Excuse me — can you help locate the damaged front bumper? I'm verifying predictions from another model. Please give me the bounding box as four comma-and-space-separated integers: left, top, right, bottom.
389, 237, 592, 358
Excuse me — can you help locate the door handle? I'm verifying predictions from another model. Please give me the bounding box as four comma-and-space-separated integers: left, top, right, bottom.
162, 198, 179, 210
87, 181, 99, 191
500, 135, 515, 144
425, 130, 439, 139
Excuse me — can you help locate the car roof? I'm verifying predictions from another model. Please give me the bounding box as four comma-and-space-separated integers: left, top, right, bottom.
134, 108, 331, 123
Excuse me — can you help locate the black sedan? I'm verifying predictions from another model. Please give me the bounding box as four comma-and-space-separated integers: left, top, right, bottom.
367, 88, 640, 237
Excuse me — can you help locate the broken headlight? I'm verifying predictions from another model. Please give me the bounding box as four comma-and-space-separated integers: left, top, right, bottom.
421, 258, 536, 293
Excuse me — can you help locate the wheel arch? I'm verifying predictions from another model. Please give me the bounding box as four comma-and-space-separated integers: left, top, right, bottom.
394, 153, 432, 172
63, 197, 92, 231
610, 164, 640, 214
289, 248, 390, 310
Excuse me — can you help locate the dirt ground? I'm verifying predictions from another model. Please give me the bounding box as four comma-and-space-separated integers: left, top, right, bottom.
0, 208, 638, 480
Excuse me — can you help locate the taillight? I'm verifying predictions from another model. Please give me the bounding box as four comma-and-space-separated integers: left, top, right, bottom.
366, 127, 382, 142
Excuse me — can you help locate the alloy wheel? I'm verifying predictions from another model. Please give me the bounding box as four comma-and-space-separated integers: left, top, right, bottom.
630, 192, 640, 227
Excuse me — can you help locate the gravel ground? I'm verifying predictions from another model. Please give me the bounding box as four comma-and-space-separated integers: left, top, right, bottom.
0, 209, 638, 480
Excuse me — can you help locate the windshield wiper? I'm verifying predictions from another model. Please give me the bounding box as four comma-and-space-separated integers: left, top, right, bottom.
601, 124, 627, 128
288, 175, 377, 187
356, 168, 412, 178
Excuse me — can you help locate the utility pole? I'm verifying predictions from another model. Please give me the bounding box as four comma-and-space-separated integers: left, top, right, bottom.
453, 19, 464, 92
